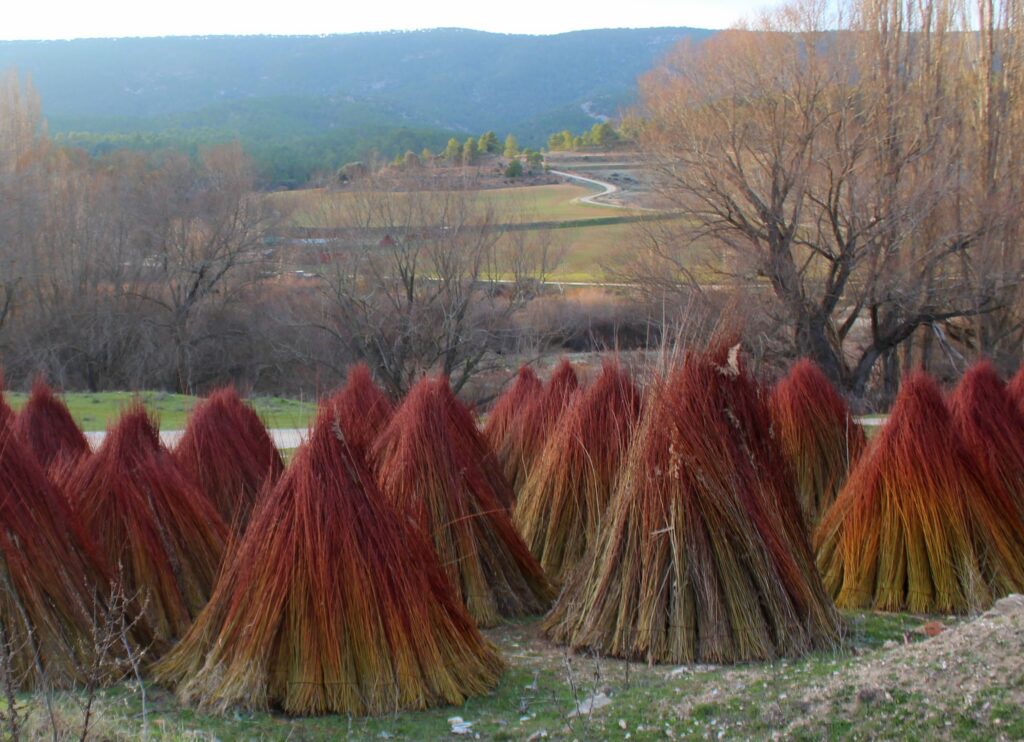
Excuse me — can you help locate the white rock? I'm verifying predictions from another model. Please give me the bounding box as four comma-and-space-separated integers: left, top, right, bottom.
567, 692, 612, 717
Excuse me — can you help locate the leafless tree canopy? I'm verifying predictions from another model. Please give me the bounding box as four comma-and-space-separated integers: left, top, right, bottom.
624, 0, 1024, 397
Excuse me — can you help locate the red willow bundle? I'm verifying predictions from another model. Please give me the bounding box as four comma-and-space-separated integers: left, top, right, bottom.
1008, 366, 1024, 415
61, 405, 228, 653
483, 365, 542, 456
769, 359, 866, 528
546, 348, 840, 664
0, 423, 113, 689
374, 377, 554, 628
815, 372, 1024, 613
13, 379, 91, 472
173, 387, 284, 531
154, 402, 504, 716
496, 359, 580, 493
321, 363, 394, 463
514, 362, 641, 584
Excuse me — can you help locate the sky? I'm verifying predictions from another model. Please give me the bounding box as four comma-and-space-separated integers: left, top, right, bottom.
1, 0, 768, 41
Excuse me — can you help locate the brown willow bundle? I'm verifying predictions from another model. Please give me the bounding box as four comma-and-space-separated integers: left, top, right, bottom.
153, 402, 504, 716
546, 348, 841, 664
173, 387, 283, 531
514, 362, 641, 584
321, 363, 394, 463
374, 377, 554, 628
496, 359, 580, 494
950, 361, 1024, 527
61, 405, 228, 653
815, 372, 1024, 614
12, 378, 90, 472
768, 359, 866, 529
483, 365, 542, 456
0, 423, 114, 689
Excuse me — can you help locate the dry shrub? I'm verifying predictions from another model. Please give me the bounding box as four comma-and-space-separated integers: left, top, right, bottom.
61, 405, 228, 654
173, 387, 283, 531
769, 359, 866, 528
0, 423, 112, 689
374, 376, 554, 627
815, 371, 1024, 613
514, 361, 641, 584
495, 358, 580, 493
154, 400, 504, 716
11, 379, 90, 472
546, 346, 841, 664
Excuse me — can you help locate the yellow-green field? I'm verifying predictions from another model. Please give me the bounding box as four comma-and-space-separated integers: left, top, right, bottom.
4, 391, 316, 432
272, 183, 637, 228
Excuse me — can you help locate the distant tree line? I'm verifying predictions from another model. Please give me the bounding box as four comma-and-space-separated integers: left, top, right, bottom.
546, 122, 625, 151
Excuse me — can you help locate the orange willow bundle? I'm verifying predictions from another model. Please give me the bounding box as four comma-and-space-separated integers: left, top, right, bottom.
514, 362, 641, 584
12, 379, 90, 472
374, 377, 554, 627
769, 359, 865, 528
496, 359, 579, 493
0, 423, 114, 689
483, 365, 542, 455
173, 387, 283, 531
154, 402, 504, 716
1008, 366, 1024, 416
61, 405, 228, 653
950, 361, 1024, 522
546, 348, 840, 664
322, 363, 394, 463
815, 372, 1024, 614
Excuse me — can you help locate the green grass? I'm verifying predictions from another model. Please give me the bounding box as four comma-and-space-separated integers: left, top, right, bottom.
4, 391, 317, 432
18, 610, 1013, 741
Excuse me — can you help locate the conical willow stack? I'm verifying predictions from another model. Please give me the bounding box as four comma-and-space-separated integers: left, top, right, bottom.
0, 422, 114, 689
153, 402, 504, 716
769, 359, 865, 528
483, 365, 542, 459
514, 362, 641, 584
546, 348, 841, 664
174, 387, 283, 531
815, 372, 1024, 614
949, 361, 1024, 522
12, 379, 90, 472
321, 363, 394, 463
496, 359, 579, 493
61, 405, 228, 653
375, 376, 554, 628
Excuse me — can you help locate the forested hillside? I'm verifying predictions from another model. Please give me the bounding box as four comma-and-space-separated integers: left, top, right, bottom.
0, 28, 713, 183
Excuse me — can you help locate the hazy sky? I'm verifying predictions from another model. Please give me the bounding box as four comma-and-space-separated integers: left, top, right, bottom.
2, 0, 768, 40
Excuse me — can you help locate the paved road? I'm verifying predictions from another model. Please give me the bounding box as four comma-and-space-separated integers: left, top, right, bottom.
549, 169, 624, 208
84, 428, 308, 451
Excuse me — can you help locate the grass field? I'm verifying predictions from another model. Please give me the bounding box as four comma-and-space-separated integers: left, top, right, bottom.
273, 183, 634, 229
20, 609, 1016, 741
4, 391, 317, 432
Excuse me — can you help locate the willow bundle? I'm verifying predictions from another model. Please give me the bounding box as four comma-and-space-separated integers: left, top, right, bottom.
769, 360, 866, 528
0, 385, 11, 430
61, 405, 228, 652
321, 363, 394, 463
0, 423, 113, 689
374, 377, 554, 628
1008, 366, 1024, 417
496, 359, 580, 493
12, 379, 90, 472
815, 372, 1024, 614
153, 402, 504, 716
950, 361, 1024, 531
174, 387, 283, 531
546, 348, 840, 664
483, 365, 542, 454
514, 362, 641, 584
